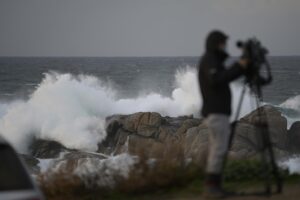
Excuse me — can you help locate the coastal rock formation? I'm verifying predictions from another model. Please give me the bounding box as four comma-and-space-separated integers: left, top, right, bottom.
239, 105, 288, 150
111, 112, 202, 158
288, 121, 300, 153
29, 139, 70, 159
103, 105, 289, 161
23, 106, 295, 174
19, 154, 40, 174
184, 123, 209, 165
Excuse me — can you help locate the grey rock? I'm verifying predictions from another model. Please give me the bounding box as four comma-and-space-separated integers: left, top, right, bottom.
103, 112, 201, 155
184, 124, 209, 165
100, 106, 289, 162
123, 112, 162, 137
127, 134, 166, 157
240, 105, 288, 150
231, 122, 262, 153
99, 119, 128, 154
29, 139, 68, 159
288, 121, 300, 153
19, 154, 40, 174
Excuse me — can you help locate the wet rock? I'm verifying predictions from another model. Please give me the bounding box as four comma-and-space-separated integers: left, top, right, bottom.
175, 118, 202, 138
127, 135, 166, 157
99, 119, 128, 154
184, 124, 209, 165
240, 105, 288, 150
61, 151, 107, 160
19, 154, 40, 174
103, 112, 201, 155
42, 153, 136, 188
288, 121, 300, 153
29, 139, 69, 159
123, 112, 163, 137
100, 106, 289, 162
231, 122, 262, 154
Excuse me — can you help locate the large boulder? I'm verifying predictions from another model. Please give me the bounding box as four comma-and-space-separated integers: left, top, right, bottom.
125, 115, 201, 159
239, 105, 288, 150
29, 139, 69, 159
127, 135, 166, 157
40, 152, 136, 188
100, 107, 288, 163
230, 122, 263, 159
287, 121, 300, 153
183, 106, 289, 161
123, 112, 163, 137
36, 151, 108, 176
184, 123, 209, 165
19, 154, 40, 174
99, 118, 128, 154
103, 112, 202, 156
184, 122, 262, 162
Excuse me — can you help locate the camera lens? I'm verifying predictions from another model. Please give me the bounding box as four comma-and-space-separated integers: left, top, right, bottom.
236, 41, 243, 48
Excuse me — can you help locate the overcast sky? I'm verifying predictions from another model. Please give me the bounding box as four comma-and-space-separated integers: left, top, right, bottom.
0, 0, 299, 57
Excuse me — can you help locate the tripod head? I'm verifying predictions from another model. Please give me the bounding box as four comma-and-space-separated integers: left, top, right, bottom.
237, 38, 272, 97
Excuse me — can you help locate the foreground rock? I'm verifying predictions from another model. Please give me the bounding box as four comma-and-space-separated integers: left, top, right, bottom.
184, 123, 209, 164
39, 153, 136, 188
23, 106, 296, 174
239, 105, 288, 150
104, 112, 202, 158
29, 139, 70, 159
19, 154, 40, 174
288, 121, 300, 153
102, 105, 292, 162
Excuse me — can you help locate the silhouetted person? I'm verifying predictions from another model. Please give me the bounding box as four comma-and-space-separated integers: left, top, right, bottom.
198, 30, 248, 198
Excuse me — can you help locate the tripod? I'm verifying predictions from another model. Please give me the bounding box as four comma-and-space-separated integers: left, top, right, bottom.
228, 77, 283, 196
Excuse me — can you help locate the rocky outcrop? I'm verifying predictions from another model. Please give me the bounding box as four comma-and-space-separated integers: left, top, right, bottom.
40, 153, 137, 188
239, 105, 288, 150
288, 121, 300, 153
230, 123, 260, 159
184, 123, 209, 165
103, 112, 202, 157
123, 112, 163, 137
19, 154, 40, 174
29, 139, 70, 159
98, 117, 127, 154
22, 106, 297, 174
102, 106, 290, 161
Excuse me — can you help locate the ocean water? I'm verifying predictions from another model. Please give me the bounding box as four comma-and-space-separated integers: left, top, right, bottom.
0, 57, 299, 103
0, 56, 299, 153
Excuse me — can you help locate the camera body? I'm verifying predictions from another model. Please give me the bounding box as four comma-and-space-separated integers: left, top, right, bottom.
236, 38, 272, 87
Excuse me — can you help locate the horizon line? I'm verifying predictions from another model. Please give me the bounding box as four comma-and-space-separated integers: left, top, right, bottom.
0, 55, 299, 58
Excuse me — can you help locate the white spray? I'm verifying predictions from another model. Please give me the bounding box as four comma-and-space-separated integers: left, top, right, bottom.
0, 67, 254, 153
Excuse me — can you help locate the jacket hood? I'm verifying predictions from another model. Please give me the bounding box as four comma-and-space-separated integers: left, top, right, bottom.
205, 30, 228, 52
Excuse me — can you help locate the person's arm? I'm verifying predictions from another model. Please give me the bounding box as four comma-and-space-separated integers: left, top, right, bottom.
207, 58, 248, 86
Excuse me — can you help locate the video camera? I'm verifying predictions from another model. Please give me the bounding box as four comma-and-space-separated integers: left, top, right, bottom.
236, 38, 272, 88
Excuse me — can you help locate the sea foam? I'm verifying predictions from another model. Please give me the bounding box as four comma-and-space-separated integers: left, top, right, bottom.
0, 67, 254, 153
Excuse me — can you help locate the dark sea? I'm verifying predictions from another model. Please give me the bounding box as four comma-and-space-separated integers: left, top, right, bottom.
0, 56, 299, 153
0, 56, 299, 104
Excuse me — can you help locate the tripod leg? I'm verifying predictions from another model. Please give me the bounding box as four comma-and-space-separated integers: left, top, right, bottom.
262, 123, 283, 193
254, 105, 271, 195
254, 96, 282, 194
221, 84, 247, 187
229, 84, 247, 148
222, 84, 247, 174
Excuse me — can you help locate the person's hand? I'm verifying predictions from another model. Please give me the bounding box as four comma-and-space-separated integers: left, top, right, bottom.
238, 58, 249, 69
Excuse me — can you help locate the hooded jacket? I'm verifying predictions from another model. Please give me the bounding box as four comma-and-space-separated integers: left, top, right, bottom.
198, 31, 244, 117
